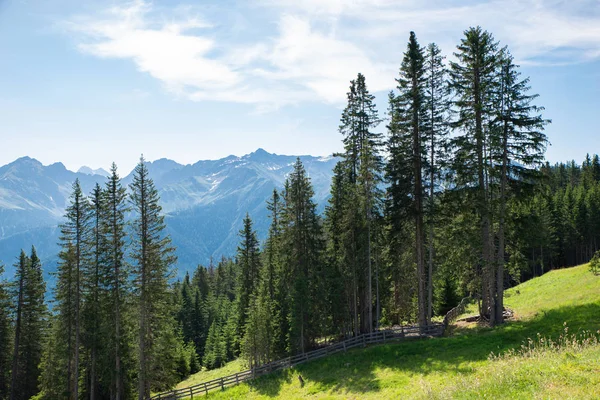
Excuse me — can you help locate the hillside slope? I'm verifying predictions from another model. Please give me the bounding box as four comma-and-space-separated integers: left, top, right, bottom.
186, 265, 599, 399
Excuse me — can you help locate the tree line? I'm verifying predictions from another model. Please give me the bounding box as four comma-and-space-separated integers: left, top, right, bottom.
0, 158, 194, 400
3, 26, 600, 399
171, 26, 552, 372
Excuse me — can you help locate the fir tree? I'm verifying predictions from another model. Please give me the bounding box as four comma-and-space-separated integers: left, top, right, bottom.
491, 50, 549, 322
9, 250, 29, 400
335, 73, 382, 334
392, 31, 428, 326
385, 90, 416, 325
280, 159, 325, 353
449, 26, 500, 325
236, 213, 261, 347
51, 179, 91, 400
46, 243, 77, 399
82, 183, 108, 400
0, 263, 11, 400
130, 156, 178, 398
16, 247, 47, 400
423, 42, 450, 322
103, 163, 133, 400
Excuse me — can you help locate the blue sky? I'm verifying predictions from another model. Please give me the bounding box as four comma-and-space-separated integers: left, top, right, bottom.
1, 0, 599, 173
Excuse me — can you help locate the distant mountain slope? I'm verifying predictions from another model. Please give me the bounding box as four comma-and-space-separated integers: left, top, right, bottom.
77, 166, 110, 177
0, 150, 337, 277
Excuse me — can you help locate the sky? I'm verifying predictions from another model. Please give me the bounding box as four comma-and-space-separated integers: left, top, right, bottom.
1, 0, 599, 173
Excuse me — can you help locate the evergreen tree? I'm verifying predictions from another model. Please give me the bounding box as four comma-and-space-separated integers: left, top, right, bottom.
355, 74, 384, 332
203, 321, 226, 369
391, 31, 428, 326
44, 243, 77, 399
236, 214, 261, 347
334, 73, 382, 334
0, 263, 11, 400
15, 247, 47, 400
130, 156, 178, 399
178, 273, 195, 346
324, 163, 355, 337
384, 90, 416, 325
242, 191, 282, 366
48, 180, 91, 399
280, 159, 325, 353
423, 42, 450, 322
82, 183, 108, 400
491, 50, 549, 321
9, 250, 29, 400
449, 26, 500, 325
103, 163, 134, 400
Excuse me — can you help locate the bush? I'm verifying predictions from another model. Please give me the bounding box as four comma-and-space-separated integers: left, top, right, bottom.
590, 251, 600, 275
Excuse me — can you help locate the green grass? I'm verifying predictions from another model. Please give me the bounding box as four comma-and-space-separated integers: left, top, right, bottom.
175, 359, 246, 390
182, 265, 600, 399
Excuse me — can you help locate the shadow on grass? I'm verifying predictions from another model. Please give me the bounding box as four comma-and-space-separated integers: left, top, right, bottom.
243, 302, 600, 397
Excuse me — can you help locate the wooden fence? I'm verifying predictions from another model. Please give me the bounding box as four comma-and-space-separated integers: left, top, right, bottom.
150, 323, 444, 399
443, 296, 472, 327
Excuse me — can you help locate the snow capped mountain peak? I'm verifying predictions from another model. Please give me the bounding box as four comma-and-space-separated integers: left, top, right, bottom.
0, 149, 339, 275
77, 166, 110, 177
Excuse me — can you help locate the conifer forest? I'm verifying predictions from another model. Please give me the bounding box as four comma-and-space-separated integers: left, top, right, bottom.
2, 27, 600, 399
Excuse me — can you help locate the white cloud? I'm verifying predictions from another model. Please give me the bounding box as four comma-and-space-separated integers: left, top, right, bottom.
70, 0, 239, 99
256, 14, 395, 103
65, 0, 600, 109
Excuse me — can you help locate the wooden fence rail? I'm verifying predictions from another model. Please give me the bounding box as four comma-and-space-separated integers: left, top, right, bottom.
443, 296, 473, 328
150, 323, 444, 399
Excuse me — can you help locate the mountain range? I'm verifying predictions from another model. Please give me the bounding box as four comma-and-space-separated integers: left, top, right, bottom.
0, 149, 337, 278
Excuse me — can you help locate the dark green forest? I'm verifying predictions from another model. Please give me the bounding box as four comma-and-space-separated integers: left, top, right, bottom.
0, 27, 598, 400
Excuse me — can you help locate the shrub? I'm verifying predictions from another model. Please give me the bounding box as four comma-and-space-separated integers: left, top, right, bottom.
590, 251, 600, 275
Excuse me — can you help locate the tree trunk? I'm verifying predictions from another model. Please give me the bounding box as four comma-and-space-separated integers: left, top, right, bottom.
413, 78, 427, 328
475, 66, 495, 326
427, 66, 436, 324
496, 116, 509, 324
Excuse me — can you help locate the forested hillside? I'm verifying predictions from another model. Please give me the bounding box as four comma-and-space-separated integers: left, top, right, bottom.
1, 26, 598, 400
177, 264, 600, 399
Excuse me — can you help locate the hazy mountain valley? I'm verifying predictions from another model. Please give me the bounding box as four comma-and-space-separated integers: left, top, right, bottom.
0, 149, 337, 277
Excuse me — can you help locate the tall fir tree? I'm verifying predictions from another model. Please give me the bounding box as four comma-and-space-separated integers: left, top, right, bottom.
423, 42, 450, 322
15, 247, 47, 400
9, 250, 28, 400
103, 163, 134, 400
130, 156, 179, 399
236, 213, 261, 347
280, 159, 325, 353
449, 26, 500, 325
491, 50, 549, 322
44, 243, 77, 399
49, 180, 91, 399
335, 73, 382, 334
391, 31, 428, 326
324, 163, 355, 337
384, 90, 416, 325
0, 263, 11, 400
82, 183, 108, 400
